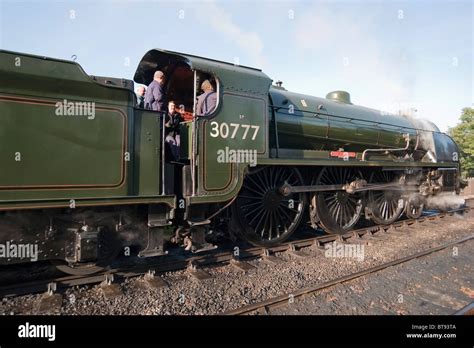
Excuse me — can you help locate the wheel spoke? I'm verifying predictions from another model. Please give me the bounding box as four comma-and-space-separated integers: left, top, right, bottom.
311, 167, 364, 234
335, 204, 342, 223
254, 171, 267, 190
235, 167, 306, 244
343, 204, 350, 225
273, 167, 283, 186
243, 184, 265, 197
239, 195, 262, 201
367, 171, 405, 224
246, 175, 266, 194
248, 207, 265, 225
257, 211, 268, 238
241, 200, 264, 210
278, 206, 293, 224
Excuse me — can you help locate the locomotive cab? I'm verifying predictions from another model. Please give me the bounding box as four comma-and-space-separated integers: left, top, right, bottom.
134, 48, 272, 203
134, 49, 220, 124
134, 49, 222, 198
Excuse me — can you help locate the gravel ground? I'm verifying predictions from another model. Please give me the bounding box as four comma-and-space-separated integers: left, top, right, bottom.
1, 210, 473, 315
271, 237, 474, 315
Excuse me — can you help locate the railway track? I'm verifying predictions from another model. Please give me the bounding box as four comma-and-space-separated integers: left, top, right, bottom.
454, 301, 474, 315
223, 233, 474, 315
0, 203, 471, 307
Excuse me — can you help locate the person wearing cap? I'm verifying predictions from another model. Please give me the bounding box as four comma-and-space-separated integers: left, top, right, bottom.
196, 80, 217, 116
144, 70, 167, 112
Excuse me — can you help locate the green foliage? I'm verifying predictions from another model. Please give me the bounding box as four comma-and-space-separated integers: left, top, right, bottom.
449, 107, 474, 178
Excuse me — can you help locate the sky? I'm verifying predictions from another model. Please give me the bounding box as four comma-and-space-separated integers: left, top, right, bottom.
0, 0, 472, 131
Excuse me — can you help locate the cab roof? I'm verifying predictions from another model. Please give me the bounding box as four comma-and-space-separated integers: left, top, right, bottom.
134, 48, 272, 96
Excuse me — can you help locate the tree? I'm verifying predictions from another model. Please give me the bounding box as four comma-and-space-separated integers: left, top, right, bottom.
449, 107, 474, 178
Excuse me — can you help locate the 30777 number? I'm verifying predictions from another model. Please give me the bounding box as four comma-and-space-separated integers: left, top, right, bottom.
209, 121, 260, 140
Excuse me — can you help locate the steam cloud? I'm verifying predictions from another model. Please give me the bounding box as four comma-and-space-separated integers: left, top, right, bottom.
425, 192, 465, 211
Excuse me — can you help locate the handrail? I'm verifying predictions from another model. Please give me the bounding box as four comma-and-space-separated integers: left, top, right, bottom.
161, 110, 166, 195
191, 70, 197, 196
268, 96, 280, 158
269, 105, 444, 135
361, 133, 411, 161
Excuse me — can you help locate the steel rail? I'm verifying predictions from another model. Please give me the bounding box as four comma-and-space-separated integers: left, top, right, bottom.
0, 205, 470, 299
223, 233, 474, 315
453, 302, 474, 315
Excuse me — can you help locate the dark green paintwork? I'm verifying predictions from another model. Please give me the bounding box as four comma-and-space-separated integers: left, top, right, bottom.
199, 94, 267, 192
134, 109, 161, 196
136, 48, 458, 204
270, 87, 418, 152
326, 90, 352, 104
0, 50, 174, 210
0, 48, 460, 210
0, 99, 124, 187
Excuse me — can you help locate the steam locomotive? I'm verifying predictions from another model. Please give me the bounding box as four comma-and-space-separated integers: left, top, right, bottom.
0, 48, 463, 275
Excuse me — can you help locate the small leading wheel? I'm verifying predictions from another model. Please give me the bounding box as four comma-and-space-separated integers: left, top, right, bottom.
311, 167, 364, 234
368, 171, 404, 225
232, 166, 306, 246
405, 200, 424, 219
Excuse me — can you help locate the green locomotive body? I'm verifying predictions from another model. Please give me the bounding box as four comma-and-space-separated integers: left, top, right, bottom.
0, 50, 173, 207
0, 48, 462, 273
